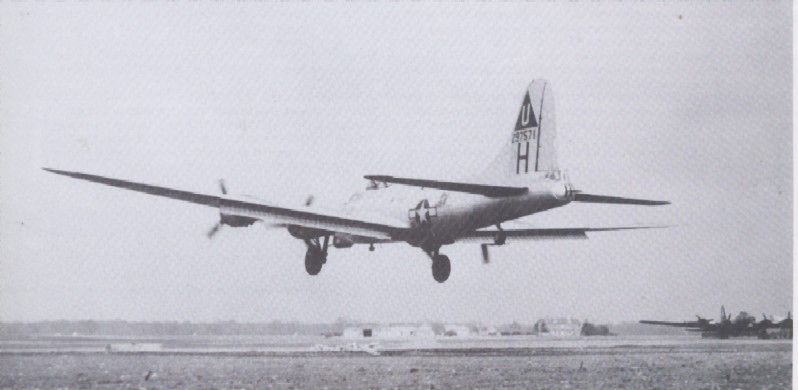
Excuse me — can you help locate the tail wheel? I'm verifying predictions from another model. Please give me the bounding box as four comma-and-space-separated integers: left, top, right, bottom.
431, 254, 451, 283
305, 247, 324, 276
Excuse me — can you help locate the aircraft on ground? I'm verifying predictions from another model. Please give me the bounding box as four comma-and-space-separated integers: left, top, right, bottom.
44, 79, 669, 283
640, 305, 793, 339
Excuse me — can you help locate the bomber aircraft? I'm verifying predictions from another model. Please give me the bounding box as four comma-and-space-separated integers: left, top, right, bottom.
44, 79, 669, 283
640, 305, 793, 339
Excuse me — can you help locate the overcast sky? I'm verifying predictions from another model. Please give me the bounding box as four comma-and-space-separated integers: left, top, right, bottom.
0, 2, 791, 324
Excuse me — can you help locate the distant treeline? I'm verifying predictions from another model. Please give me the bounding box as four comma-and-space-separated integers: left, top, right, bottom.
0, 320, 686, 337
0, 320, 355, 337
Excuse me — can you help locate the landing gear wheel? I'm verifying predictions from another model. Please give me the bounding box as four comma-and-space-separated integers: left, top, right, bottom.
494, 224, 506, 245
495, 231, 506, 246
305, 247, 324, 276
431, 254, 451, 283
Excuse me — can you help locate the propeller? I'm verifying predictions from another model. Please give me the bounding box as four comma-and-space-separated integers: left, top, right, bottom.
305, 195, 315, 207
207, 179, 228, 240
481, 244, 491, 264
206, 222, 223, 239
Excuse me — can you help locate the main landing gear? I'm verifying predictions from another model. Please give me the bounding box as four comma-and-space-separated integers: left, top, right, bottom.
426, 249, 451, 283
304, 236, 329, 276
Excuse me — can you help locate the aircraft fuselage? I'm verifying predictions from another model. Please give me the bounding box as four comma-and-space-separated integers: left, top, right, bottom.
342, 177, 573, 249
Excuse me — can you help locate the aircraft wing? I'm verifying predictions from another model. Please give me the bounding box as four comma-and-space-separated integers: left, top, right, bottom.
43, 168, 407, 240
460, 226, 667, 242
364, 175, 528, 197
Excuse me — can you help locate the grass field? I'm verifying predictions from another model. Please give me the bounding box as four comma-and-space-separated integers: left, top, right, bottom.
0, 341, 791, 389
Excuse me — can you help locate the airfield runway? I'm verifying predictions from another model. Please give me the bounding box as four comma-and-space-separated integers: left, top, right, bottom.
0, 336, 791, 389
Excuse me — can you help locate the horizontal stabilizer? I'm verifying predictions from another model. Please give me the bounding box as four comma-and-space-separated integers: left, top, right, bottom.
364, 175, 528, 197
574, 193, 670, 206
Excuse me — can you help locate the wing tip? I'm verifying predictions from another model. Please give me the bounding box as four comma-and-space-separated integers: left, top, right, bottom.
43, 167, 84, 179
574, 193, 671, 206
626, 224, 673, 230
42, 167, 67, 175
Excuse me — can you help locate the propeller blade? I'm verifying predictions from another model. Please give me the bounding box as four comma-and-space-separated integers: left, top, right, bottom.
219, 179, 228, 195
206, 223, 222, 239
305, 195, 315, 207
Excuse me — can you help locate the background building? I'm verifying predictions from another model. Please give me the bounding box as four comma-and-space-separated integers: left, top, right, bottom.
534, 318, 582, 337
342, 324, 435, 339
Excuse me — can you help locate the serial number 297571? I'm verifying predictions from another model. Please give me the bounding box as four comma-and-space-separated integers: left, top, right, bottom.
512, 129, 535, 143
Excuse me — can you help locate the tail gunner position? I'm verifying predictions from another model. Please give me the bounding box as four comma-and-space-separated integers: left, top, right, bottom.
44, 79, 669, 283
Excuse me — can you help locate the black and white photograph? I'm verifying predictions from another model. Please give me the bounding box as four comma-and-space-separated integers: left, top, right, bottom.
0, 1, 792, 388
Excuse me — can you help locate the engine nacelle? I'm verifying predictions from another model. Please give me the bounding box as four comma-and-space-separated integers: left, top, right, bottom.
220, 214, 258, 228
332, 234, 354, 249
287, 225, 327, 240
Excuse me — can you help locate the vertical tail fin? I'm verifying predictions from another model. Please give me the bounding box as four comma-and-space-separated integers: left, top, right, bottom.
482, 79, 558, 182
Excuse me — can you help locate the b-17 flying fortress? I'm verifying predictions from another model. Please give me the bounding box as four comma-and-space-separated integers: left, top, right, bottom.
44, 79, 668, 283
640, 305, 792, 339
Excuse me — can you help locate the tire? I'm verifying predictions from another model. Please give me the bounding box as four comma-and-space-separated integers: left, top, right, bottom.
305, 248, 323, 275
431, 254, 451, 283
495, 232, 507, 246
